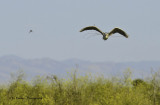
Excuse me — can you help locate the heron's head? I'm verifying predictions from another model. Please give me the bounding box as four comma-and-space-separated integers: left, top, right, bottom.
102, 33, 109, 40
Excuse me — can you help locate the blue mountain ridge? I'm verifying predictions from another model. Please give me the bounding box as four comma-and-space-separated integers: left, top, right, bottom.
0, 55, 160, 84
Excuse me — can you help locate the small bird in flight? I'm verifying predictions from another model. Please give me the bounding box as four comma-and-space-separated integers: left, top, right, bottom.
80, 26, 128, 40
29, 30, 33, 33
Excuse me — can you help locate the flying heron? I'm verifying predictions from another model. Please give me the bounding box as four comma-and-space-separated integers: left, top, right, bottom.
80, 26, 128, 40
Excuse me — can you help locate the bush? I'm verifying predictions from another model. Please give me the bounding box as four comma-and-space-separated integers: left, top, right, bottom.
0, 70, 160, 105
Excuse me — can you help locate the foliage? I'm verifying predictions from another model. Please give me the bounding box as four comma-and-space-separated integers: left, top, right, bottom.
0, 70, 160, 105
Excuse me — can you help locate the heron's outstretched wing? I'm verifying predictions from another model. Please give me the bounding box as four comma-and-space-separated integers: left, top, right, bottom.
108, 28, 128, 38
80, 26, 104, 35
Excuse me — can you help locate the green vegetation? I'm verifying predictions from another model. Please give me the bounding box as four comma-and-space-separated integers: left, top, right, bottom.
1, 70, 160, 105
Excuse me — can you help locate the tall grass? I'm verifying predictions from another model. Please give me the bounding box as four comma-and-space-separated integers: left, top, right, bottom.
0, 69, 160, 105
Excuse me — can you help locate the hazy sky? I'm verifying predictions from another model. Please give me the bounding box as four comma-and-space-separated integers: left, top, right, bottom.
0, 0, 160, 62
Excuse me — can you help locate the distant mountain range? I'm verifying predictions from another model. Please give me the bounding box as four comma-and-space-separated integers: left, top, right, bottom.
0, 55, 160, 84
